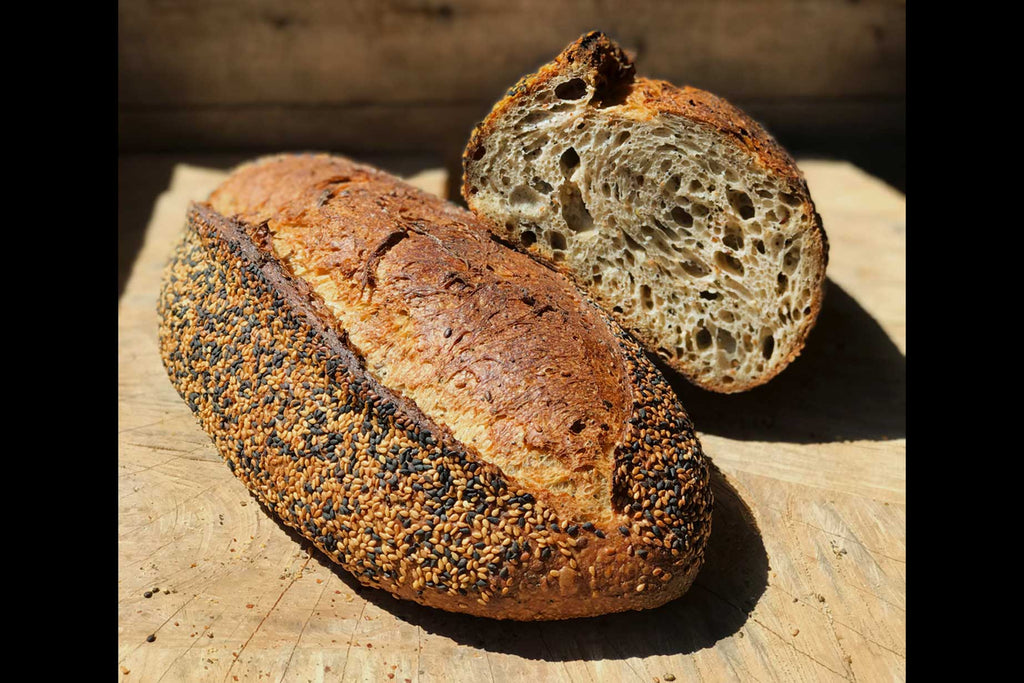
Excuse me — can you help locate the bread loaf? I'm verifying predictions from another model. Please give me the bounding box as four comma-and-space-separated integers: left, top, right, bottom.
158, 153, 712, 620
462, 32, 828, 393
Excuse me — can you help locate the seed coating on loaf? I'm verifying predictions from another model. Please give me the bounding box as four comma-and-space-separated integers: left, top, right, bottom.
208, 156, 634, 522
157, 156, 713, 620
463, 31, 828, 393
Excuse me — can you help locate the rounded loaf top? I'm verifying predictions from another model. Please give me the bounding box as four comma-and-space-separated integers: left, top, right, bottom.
159, 153, 713, 619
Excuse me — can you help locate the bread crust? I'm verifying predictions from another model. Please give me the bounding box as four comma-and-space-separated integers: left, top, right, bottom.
208, 154, 632, 519
158, 154, 713, 620
462, 31, 829, 393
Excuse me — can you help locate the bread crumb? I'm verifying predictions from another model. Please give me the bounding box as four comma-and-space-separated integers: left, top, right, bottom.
791, 628, 799, 637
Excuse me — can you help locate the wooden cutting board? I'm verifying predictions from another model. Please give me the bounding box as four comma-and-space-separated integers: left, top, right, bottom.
118, 157, 905, 681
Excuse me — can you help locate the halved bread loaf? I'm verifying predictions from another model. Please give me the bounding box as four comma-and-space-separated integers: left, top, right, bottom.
158, 153, 712, 620
462, 32, 828, 393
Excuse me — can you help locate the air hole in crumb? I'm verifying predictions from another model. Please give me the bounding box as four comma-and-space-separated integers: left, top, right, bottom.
531, 177, 553, 194
689, 179, 703, 192
521, 230, 537, 247
721, 376, 735, 384
592, 273, 602, 285
555, 78, 587, 100
622, 232, 645, 252
681, 260, 709, 277
777, 272, 788, 293
699, 290, 718, 300
696, 328, 712, 349
652, 219, 680, 240
716, 328, 737, 353
775, 206, 791, 224
783, 247, 801, 273
569, 419, 586, 434
690, 203, 709, 218
762, 336, 775, 359
754, 239, 765, 254
613, 305, 624, 313
510, 185, 542, 207
472, 146, 486, 160
671, 206, 693, 228
601, 182, 612, 197
781, 192, 801, 207
728, 190, 755, 220
553, 251, 566, 262
715, 251, 745, 276
757, 189, 773, 199
559, 182, 594, 232
614, 131, 631, 146
548, 231, 567, 250
640, 285, 654, 310
622, 249, 635, 266
718, 310, 735, 323
520, 111, 552, 126
560, 147, 580, 177
722, 222, 744, 251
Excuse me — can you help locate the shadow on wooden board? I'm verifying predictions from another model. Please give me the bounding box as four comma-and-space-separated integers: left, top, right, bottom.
661, 279, 906, 443
267, 462, 767, 659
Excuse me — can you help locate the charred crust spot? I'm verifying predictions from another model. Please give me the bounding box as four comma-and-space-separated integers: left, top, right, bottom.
362, 229, 409, 290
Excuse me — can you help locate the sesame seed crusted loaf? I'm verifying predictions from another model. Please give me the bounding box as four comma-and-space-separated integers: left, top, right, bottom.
158, 153, 712, 620
462, 32, 828, 393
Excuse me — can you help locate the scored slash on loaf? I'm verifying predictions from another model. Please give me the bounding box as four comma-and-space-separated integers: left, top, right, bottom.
463, 31, 829, 392
158, 154, 713, 620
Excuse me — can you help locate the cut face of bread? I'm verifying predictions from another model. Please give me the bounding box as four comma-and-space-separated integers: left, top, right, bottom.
463, 32, 828, 392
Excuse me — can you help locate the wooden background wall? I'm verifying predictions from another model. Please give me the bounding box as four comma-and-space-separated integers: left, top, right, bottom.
118, 0, 905, 184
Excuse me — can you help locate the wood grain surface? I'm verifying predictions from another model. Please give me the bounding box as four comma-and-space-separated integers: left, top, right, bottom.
117, 1, 905, 154
117, 158, 905, 681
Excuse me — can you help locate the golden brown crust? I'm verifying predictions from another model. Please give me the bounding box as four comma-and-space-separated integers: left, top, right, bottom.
209, 154, 632, 519
158, 154, 713, 620
461, 32, 829, 393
